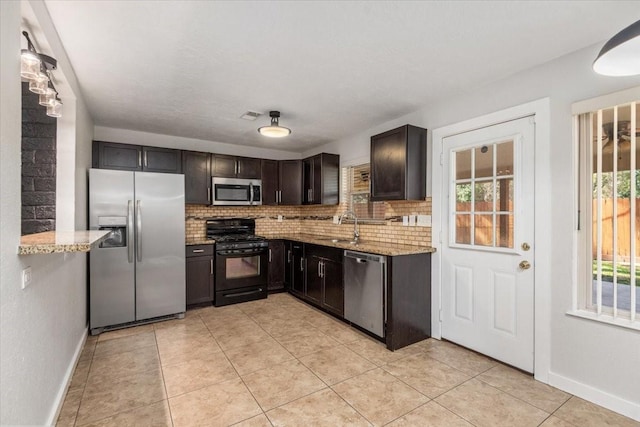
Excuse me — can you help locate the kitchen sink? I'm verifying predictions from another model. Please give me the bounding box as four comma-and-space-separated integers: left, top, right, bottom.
318, 238, 360, 245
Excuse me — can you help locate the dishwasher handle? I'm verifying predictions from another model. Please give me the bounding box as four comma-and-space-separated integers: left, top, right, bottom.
344, 250, 385, 264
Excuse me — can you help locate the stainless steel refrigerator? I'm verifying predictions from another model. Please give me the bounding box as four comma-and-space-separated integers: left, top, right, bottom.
89, 169, 185, 334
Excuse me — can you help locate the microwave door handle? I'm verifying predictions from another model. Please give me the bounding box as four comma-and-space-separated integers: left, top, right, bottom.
249, 183, 254, 205
127, 200, 134, 263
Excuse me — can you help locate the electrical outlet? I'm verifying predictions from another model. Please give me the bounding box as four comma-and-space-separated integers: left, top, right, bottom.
409, 215, 417, 226
417, 214, 432, 227
402, 216, 409, 226
277, 215, 283, 222
333, 216, 339, 224
21, 266, 32, 289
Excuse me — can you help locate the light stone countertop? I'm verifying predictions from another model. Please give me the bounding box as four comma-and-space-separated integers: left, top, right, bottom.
185, 238, 215, 246
18, 230, 110, 255
270, 233, 436, 256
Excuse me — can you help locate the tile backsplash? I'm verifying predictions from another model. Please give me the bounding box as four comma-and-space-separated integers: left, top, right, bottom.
185, 198, 432, 247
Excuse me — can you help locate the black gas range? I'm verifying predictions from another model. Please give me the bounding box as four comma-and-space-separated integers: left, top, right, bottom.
207, 218, 268, 306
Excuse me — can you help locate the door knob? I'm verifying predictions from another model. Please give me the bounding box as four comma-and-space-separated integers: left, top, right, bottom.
519, 260, 531, 270
521, 242, 530, 251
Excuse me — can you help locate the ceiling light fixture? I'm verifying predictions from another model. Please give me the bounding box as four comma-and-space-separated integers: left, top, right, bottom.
20, 31, 63, 118
593, 19, 640, 76
258, 111, 291, 138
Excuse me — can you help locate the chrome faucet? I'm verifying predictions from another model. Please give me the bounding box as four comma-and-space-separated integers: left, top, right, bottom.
338, 210, 359, 243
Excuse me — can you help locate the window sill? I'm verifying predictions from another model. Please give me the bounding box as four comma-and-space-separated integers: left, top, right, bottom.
566, 309, 640, 331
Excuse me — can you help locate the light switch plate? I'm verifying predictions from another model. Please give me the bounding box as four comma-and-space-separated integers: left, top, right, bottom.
409, 215, 417, 226
333, 216, 339, 224
402, 216, 409, 226
277, 215, 283, 222
21, 266, 32, 289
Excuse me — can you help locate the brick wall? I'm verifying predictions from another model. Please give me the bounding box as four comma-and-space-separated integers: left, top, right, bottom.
21, 82, 56, 235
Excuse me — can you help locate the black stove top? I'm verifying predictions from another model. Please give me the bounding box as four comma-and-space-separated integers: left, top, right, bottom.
206, 218, 267, 248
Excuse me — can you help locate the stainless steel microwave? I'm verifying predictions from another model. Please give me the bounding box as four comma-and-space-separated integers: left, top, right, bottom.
212, 177, 262, 206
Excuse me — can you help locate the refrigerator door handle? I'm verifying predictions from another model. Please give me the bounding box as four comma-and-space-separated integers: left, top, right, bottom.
127, 200, 134, 263
136, 200, 142, 262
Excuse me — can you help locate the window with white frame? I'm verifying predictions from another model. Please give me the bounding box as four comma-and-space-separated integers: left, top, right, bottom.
576, 99, 638, 324
345, 164, 386, 220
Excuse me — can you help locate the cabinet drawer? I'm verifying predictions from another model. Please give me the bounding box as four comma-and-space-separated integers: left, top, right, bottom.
186, 244, 214, 257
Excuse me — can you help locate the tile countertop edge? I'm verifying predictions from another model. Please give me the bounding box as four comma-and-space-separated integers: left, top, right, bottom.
18, 230, 111, 255
270, 234, 436, 256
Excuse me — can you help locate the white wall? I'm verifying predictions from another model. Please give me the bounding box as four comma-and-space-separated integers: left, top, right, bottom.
94, 126, 301, 160
310, 45, 640, 419
0, 1, 95, 424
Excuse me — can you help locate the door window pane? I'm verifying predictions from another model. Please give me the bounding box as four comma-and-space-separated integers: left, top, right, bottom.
474, 181, 494, 212
474, 214, 494, 246
474, 144, 494, 178
456, 183, 472, 211
455, 214, 471, 244
455, 149, 472, 180
496, 214, 514, 248
496, 141, 514, 176
496, 178, 513, 212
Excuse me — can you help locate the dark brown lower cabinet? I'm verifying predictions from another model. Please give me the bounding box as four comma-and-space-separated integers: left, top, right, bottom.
290, 242, 305, 296
301, 244, 344, 317
268, 240, 285, 292
185, 245, 214, 305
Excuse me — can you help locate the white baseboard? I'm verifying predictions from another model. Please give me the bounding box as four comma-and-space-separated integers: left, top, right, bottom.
46, 328, 88, 426
547, 371, 640, 422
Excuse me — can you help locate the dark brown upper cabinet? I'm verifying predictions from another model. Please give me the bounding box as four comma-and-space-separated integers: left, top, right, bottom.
302, 153, 339, 205
182, 151, 211, 204
261, 159, 279, 205
92, 141, 181, 174
212, 154, 261, 179
370, 125, 427, 201
262, 159, 303, 206
93, 141, 142, 171
142, 146, 182, 174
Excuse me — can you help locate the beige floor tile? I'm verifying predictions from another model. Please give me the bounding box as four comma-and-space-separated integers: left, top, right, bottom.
76, 367, 166, 425
242, 360, 327, 410
153, 313, 204, 331
422, 341, 497, 376
231, 413, 273, 426
88, 344, 160, 382
435, 378, 549, 427
266, 388, 371, 426
68, 359, 92, 392
97, 323, 155, 342
332, 368, 429, 426
55, 388, 83, 427
215, 324, 272, 351
317, 322, 368, 344
539, 415, 577, 427
224, 337, 295, 376
477, 364, 571, 413
78, 340, 96, 363
157, 334, 222, 366
276, 330, 340, 358
382, 352, 470, 398
162, 350, 238, 397
154, 317, 209, 342
169, 377, 262, 426
553, 397, 640, 427
345, 336, 419, 366
386, 401, 473, 427
298, 345, 376, 385
93, 331, 156, 358
78, 400, 172, 427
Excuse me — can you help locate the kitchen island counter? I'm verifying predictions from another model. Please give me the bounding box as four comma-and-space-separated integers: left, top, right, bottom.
18, 230, 110, 255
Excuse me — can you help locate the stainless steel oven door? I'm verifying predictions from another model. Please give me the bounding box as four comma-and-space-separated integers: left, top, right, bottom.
215, 247, 268, 291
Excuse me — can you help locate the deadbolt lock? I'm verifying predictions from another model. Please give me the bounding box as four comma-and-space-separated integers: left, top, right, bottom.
519, 260, 531, 270
522, 242, 530, 251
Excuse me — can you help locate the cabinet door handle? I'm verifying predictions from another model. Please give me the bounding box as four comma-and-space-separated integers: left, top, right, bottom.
287, 250, 291, 263
318, 260, 321, 278
269, 249, 272, 263
279, 190, 282, 203
192, 249, 205, 253
208, 187, 211, 203
210, 259, 213, 275
235, 160, 239, 175
138, 151, 142, 168
300, 258, 304, 271
144, 151, 148, 168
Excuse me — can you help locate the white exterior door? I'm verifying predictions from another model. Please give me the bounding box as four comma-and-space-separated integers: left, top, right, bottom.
441, 116, 535, 372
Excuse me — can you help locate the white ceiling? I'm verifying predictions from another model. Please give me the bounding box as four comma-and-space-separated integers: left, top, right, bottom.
44, 1, 640, 153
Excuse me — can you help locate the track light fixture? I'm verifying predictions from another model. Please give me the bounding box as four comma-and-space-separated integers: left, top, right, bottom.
258, 111, 291, 138
20, 31, 63, 118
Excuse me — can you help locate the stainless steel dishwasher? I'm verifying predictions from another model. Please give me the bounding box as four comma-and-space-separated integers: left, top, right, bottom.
344, 250, 386, 338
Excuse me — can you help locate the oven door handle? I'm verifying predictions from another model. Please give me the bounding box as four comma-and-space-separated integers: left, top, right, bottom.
216, 249, 266, 256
